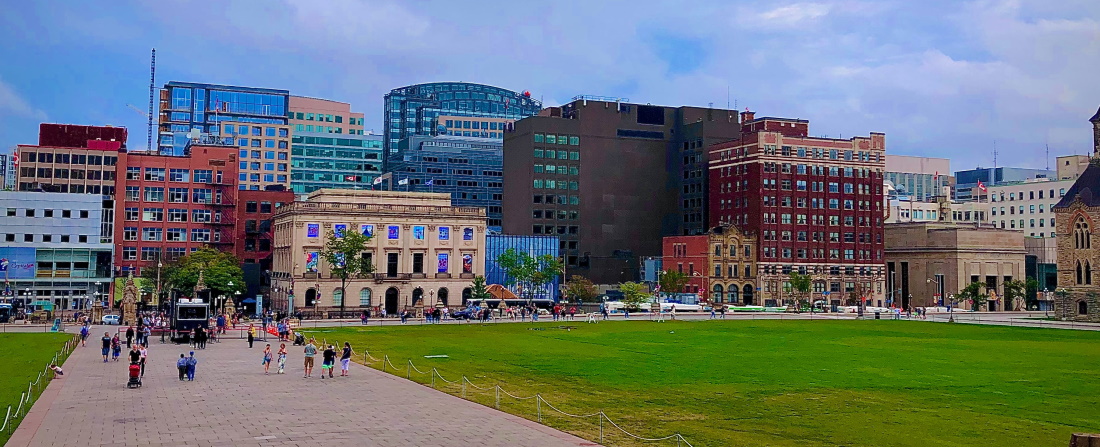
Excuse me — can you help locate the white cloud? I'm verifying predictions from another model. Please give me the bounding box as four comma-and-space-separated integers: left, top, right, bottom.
0, 78, 46, 121
744, 2, 833, 28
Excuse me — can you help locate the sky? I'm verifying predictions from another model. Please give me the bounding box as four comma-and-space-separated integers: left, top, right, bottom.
1, 0, 1098, 172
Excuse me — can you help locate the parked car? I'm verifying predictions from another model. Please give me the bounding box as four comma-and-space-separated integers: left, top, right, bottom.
451, 308, 478, 320
101, 314, 121, 325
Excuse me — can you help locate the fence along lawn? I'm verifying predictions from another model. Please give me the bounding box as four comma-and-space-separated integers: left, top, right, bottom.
0, 332, 74, 444
312, 320, 1100, 447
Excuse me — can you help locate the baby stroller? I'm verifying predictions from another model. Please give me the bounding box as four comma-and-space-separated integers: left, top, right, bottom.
127, 362, 142, 388
293, 332, 305, 346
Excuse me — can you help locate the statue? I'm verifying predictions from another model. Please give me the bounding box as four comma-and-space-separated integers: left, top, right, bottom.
121, 271, 138, 326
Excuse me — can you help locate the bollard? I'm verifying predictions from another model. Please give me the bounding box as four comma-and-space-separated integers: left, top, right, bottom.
536, 395, 542, 422
495, 386, 500, 409
599, 412, 604, 443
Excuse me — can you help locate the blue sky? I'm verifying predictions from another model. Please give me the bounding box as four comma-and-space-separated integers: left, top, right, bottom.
1, 0, 1098, 172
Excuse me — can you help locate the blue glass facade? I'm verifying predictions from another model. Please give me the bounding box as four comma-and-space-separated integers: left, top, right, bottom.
160, 82, 289, 156
290, 132, 383, 195
953, 167, 1054, 201
485, 234, 560, 301
383, 82, 541, 169
389, 135, 504, 231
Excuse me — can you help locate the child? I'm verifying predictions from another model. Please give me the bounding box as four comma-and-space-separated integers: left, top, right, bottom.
185, 351, 197, 381
176, 354, 188, 381
277, 343, 287, 374
49, 364, 64, 377
111, 335, 122, 361
321, 345, 336, 379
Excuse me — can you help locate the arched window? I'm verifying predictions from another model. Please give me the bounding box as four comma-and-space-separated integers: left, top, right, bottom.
332, 289, 343, 307
1087, 262, 1093, 285
728, 285, 739, 303
712, 284, 724, 303
1077, 261, 1083, 285
305, 288, 317, 307
1075, 218, 1091, 249
359, 288, 372, 306
1079, 300, 1089, 315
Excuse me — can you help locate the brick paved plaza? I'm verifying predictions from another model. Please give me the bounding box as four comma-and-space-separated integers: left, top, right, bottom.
7, 327, 596, 447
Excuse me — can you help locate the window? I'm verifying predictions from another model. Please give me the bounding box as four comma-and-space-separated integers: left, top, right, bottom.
123, 247, 137, 260
144, 167, 165, 181
169, 169, 190, 182
142, 227, 163, 241
192, 209, 211, 223
359, 288, 372, 306
125, 186, 140, 201
142, 208, 164, 222
141, 247, 160, 261
190, 229, 211, 242
123, 227, 138, 241
167, 228, 186, 242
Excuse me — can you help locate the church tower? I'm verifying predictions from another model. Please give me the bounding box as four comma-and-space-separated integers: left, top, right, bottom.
1091, 106, 1100, 158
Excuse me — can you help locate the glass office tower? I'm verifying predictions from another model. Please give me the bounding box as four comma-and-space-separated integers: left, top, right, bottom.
159, 82, 289, 156
290, 132, 384, 195
389, 135, 503, 231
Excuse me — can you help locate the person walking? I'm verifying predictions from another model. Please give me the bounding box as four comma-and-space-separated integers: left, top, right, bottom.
100, 332, 111, 362
303, 339, 317, 378
125, 325, 135, 348
142, 325, 151, 346
277, 343, 287, 374
80, 325, 90, 347
569, 306, 577, 321
176, 354, 188, 381
602, 305, 609, 321
185, 351, 197, 381
247, 324, 256, 348
111, 334, 121, 361
262, 344, 273, 375
128, 345, 140, 365
340, 342, 352, 377
400, 310, 408, 324
321, 344, 336, 379
138, 344, 148, 377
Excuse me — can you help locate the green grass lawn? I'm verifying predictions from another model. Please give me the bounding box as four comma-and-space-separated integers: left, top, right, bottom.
305, 320, 1100, 447
0, 333, 73, 443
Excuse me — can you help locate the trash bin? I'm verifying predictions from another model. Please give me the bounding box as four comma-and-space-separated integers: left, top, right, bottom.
874, 311, 880, 320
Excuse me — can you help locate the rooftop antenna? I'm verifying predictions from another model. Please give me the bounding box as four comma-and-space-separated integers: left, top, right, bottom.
1046, 143, 1050, 170
147, 48, 156, 152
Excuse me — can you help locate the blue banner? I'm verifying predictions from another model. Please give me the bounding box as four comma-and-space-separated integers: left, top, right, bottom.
0, 247, 36, 279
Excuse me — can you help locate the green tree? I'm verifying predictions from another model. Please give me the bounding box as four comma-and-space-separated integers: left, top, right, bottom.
496, 249, 562, 300
788, 272, 813, 311
319, 226, 376, 314
1024, 277, 1040, 310
618, 281, 650, 310
1003, 279, 1029, 311
658, 270, 690, 297
564, 275, 598, 304
160, 248, 245, 300
470, 275, 492, 303
957, 281, 988, 311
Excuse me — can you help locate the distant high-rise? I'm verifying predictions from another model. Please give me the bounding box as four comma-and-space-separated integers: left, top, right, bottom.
953, 166, 1054, 201
289, 96, 366, 136
158, 82, 289, 155
383, 82, 541, 169
389, 135, 504, 231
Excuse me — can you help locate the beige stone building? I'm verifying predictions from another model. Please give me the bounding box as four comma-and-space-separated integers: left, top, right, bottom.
884, 222, 1025, 310
1050, 108, 1100, 321
707, 225, 758, 305
272, 189, 486, 316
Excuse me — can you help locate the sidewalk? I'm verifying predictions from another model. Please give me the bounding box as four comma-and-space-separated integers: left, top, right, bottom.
9, 325, 595, 447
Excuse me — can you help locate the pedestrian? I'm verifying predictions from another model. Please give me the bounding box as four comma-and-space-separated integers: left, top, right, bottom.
569, 306, 577, 321
111, 334, 121, 361
277, 343, 287, 374
138, 344, 148, 377
100, 332, 111, 362
303, 338, 317, 378
128, 345, 140, 365
247, 324, 256, 348
602, 305, 609, 321
198, 327, 207, 349
670, 304, 677, 320
720, 304, 727, 319
340, 342, 352, 377
321, 344, 336, 379
80, 325, 90, 347
710, 306, 717, 319
49, 364, 64, 377
177, 354, 188, 381
142, 325, 151, 346
125, 325, 134, 348
262, 343, 273, 375
400, 310, 408, 324
186, 351, 197, 381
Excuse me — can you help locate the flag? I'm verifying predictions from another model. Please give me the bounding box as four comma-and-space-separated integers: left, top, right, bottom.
372, 176, 383, 185
397, 178, 409, 185
425, 179, 434, 186
978, 180, 987, 192
345, 175, 356, 181
933, 171, 939, 180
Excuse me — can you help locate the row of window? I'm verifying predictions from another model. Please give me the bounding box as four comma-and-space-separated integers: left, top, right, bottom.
441, 130, 503, 138
761, 247, 881, 261
445, 119, 507, 130
122, 227, 213, 242
533, 149, 580, 160
744, 145, 884, 163
712, 264, 754, 278
239, 162, 289, 172
292, 112, 362, 126
3, 233, 91, 243
532, 225, 578, 235
122, 208, 215, 223
722, 196, 878, 211
222, 125, 289, 138
124, 168, 214, 183
120, 246, 198, 262
240, 173, 289, 184
17, 183, 114, 195
990, 188, 1066, 202
532, 179, 579, 190
533, 165, 579, 175
991, 205, 1049, 216
758, 213, 881, 227
533, 134, 579, 145
295, 124, 360, 134
238, 150, 289, 160
532, 209, 580, 220
756, 163, 879, 179
532, 195, 580, 205
5, 208, 90, 218
994, 218, 1056, 229
762, 230, 881, 243
19, 168, 116, 180
124, 187, 218, 203
19, 152, 119, 165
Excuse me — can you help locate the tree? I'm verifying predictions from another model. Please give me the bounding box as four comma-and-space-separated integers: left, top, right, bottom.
564, 275, 598, 304
788, 272, 813, 311
658, 270, 690, 298
496, 249, 562, 300
159, 248, 245, 301
957, 281, 987, 311
470, 275, 492, 303
319, 226, 376, 314
1024, 277, 1040, 310
618, 281, 650, 310
1003, 279, 1028, 311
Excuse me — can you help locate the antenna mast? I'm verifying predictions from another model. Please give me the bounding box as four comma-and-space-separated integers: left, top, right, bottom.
1046, 143, 1050, 170
148, 48, 156, 153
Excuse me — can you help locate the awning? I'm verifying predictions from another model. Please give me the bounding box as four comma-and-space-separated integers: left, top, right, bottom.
486, 284, 518, 300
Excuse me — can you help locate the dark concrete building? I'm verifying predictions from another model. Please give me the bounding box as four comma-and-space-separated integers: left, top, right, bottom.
501, 98, 740, 284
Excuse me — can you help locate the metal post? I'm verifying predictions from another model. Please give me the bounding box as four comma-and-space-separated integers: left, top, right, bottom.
495, 386, 500, 409
536, 395, 542, 422
599, 412, 604, 443
461, 377, 466, 398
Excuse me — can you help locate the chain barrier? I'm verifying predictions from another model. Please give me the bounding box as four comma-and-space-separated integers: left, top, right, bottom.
2, 336, 76, 438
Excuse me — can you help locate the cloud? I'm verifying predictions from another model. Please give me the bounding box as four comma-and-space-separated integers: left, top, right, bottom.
754, 2, 833, 27
0, 77, 47, 121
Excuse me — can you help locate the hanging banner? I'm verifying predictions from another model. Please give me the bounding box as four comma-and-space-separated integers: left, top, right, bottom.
439, 226, 450, 240
334, 224, 347, 238
307, 224, 319, 238
463, 227, 474, 241
437, 253, 449, 273
413, 226, 425, 240
306, 252, 319, 273
361, 224, 374, 238
462, 254, 473, 273
0, 248, 36, 279
388, 225, 400, 239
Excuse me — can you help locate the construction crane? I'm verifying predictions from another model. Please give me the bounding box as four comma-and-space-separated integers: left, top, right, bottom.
127, 104, 149, 118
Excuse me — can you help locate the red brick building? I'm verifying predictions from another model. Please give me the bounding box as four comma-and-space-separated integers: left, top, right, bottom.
661, 235, 709, 297
708, 111, 886, 306
236, 188, 294, 269
113, 145, 239, 275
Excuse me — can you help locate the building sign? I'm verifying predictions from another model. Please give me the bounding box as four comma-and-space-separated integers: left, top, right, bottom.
463, 227, 474, 241
305, 252, 319, 273
439, 226, 450, 240
334, 224, 347, 238
361, 224, 374, 238
437, 253, 449, 273
413, 226, 425, 240
307, 224, 319, 238
462, 254, 473, 274
0, 248, 36, 279
387, 225, 400, 239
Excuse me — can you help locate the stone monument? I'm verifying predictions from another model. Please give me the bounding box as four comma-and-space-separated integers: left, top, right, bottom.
121, 271, 138, 326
